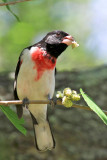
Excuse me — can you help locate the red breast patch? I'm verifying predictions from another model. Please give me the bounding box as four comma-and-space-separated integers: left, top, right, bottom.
31, 47, 56, 81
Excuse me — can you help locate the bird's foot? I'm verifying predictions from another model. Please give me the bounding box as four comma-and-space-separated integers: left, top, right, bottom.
48, 95, 56, 108
22, 97, 29, 109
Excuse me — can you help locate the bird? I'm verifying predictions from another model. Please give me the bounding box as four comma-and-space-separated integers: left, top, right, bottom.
14, 30, 74, 151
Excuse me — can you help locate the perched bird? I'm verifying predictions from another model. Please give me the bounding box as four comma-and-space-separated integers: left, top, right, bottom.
14, 30, 74, 151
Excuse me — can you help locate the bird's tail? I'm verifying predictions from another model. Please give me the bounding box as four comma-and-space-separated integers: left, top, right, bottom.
30, 113, 55, 151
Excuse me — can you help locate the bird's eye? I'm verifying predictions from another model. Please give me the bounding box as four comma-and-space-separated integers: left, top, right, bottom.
56, 33, 60, 36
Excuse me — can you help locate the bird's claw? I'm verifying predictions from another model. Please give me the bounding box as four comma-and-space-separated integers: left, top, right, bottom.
22, 97, 29, 109
48, 95, 56, 108
50, 99, 56, 108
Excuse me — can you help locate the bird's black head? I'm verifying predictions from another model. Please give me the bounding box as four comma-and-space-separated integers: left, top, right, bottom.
38, 30, 74, 58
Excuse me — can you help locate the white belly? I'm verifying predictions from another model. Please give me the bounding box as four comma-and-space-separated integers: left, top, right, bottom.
17, 49, 55, 101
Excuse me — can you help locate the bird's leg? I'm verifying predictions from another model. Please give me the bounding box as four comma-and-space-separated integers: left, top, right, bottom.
22, 97, 29, 109
48, 94, 56, 108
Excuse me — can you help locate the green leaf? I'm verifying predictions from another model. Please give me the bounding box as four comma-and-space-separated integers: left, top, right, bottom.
0, 105, 27, 135
2, 0, 20, 22
80, 88, 107, 125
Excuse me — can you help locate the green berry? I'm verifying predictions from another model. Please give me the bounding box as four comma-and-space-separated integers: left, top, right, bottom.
63, 88, 72, 98
56, 91, 63, 98
72, 90, 77, 94
71, 94, 80, 101
62, 96, 73, 108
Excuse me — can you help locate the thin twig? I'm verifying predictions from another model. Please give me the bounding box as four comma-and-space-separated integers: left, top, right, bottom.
0, 99, 107, 115
72, 104, 107, 115
0, 0, 33, 6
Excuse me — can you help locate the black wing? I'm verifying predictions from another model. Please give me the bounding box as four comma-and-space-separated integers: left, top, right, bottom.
14, 54, 23, 118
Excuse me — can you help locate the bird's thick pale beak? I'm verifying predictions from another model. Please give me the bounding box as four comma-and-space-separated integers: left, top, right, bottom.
62, 35, 75, 46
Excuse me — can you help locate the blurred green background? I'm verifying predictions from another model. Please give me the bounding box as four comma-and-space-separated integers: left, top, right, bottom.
0, 0, 106, 72
0, 0, 107, 160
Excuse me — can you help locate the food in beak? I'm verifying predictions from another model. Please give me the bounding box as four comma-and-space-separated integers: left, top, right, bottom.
62, 35, 79, 49
71, 41, 79, 49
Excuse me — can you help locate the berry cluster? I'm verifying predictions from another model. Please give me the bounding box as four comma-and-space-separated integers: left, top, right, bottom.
56, 88, 80, 108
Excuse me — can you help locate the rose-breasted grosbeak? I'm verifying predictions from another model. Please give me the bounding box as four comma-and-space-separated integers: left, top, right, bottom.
14, 30, 74, 151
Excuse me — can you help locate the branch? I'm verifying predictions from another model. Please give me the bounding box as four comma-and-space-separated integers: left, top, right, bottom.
0, 0, 33, 6
0, 99, 107, 115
